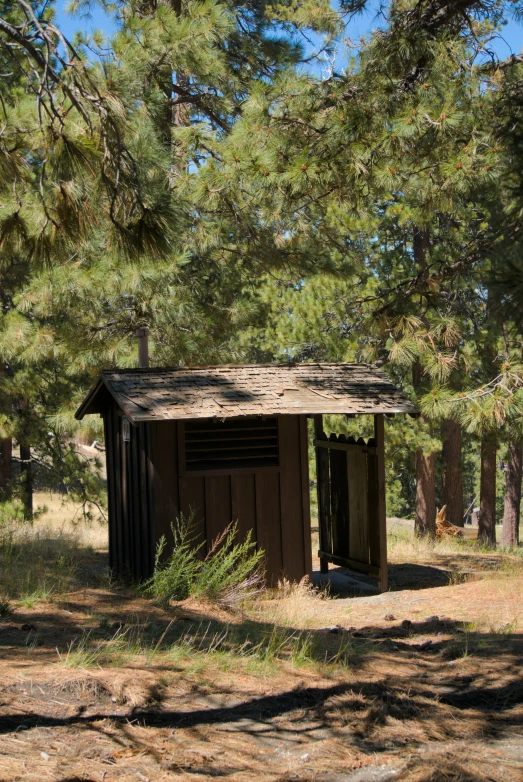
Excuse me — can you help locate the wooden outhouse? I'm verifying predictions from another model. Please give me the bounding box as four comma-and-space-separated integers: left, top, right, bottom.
76, 363, 417, 591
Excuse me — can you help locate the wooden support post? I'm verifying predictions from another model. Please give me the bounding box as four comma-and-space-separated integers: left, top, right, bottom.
314, 415, 329, 574
374, 414, 388, 592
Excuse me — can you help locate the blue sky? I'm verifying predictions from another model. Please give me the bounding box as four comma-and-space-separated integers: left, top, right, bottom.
55, 0, 523, 65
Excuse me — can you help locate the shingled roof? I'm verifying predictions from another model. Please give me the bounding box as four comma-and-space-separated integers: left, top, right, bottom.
76, 363, 418, 423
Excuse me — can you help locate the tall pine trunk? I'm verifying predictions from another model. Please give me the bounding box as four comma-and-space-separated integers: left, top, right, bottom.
169, 0, 190, 131
502, 439, 521, 548
479, 437, 497, 546
412, 226, 436, 536
415, 450, 436, 537
20, 443, 33, 521
412, 357, 436, 537
441, 418, 463, 527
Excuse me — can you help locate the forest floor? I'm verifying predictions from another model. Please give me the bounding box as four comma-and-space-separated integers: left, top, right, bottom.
0, 497, 522, 781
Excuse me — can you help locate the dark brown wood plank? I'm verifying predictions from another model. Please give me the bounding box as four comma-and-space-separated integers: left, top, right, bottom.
187, 433, 278, 442
299, 415, 313, 578
314, 415, 331, 572
144, 423, 157, 577
318, 550, 380, 577
186, 442, 278, 453
103, 407, 116, 572
367, 451, 380, 568
130, 423, 141, 579
347, 449, 369, 566
112, 408, 124, 577
205, 475, 232, 550
139, 424, 154, 579
230, 472, 256, 545
329, 446, 349, 560
177, 422, 187, 475
279, 416, 306, 583
374, 414, 388, 592
255, 471, 282, 586
186, 420, 278, 432
179, 475, 206, 554
150, 421, 179, 553
182, 465, 280, 478
120, 415, 132, 577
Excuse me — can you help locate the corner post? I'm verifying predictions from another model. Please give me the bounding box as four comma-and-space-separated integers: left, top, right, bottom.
314, 415, 329, 574
374, 414, 388, 592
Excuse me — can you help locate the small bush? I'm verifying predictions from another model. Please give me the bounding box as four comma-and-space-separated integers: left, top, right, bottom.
145, 514, 203, 605
146, 516, 265, 609
193, 524, 265, 608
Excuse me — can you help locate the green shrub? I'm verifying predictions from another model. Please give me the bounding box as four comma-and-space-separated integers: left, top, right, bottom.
146, 516, 265, 609
0, 499, 26, 525
145, 514, 203, 605
193, 524, 265, 608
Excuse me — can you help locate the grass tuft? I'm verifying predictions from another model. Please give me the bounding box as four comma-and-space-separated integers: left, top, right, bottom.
0, 498, 108, 600
0, 598, 12, 616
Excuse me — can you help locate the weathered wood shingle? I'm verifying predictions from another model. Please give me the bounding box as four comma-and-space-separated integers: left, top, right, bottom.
76, 363, 418, 423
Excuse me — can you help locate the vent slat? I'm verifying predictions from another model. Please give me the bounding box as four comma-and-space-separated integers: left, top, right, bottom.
185, 418, 279, 471
186, 442, 277, 454
186, 431, 277, 443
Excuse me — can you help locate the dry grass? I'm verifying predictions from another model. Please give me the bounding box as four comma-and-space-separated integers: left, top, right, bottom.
0, 491, 109, 602
32, 491, 108, 549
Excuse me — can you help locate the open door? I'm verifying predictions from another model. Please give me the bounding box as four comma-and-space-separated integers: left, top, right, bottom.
314, 414, 387, 592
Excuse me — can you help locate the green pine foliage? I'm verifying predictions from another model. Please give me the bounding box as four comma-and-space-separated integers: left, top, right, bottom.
2, 0, 523, 524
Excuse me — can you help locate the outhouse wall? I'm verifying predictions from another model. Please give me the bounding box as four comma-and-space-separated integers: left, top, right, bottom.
103, 405, 313, 585
149, 414, 312, 585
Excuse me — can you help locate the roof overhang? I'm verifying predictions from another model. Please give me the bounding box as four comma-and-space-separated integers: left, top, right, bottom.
75, 363, 419, 424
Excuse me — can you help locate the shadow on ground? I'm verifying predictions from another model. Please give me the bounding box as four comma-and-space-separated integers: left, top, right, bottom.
1, 582, 523, 781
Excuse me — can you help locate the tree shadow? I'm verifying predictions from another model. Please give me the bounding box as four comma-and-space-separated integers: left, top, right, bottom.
2, 607, 523, 780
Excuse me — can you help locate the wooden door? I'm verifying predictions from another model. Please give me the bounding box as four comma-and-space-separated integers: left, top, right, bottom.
314, 415, 387, 591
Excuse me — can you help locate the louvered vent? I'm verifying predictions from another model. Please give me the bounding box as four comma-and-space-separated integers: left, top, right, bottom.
184, 418, 279, 471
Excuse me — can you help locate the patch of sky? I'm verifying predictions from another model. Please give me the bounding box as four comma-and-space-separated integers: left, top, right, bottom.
55, 0, 523, 73
56, 0, 117, 51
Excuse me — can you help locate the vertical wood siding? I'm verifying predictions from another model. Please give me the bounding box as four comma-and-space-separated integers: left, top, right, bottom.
149, 415, 312, 585
150, 421, 179, 552
103, 405, 155, 581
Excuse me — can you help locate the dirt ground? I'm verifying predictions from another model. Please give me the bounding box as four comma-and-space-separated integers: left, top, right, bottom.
1, 516, 523, 781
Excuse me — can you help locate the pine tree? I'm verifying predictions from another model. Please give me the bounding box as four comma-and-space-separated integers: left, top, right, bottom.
0, 0, 340, 510
502, 438, 521, 546
441, 418, 464, 527
217, 0, 523, 531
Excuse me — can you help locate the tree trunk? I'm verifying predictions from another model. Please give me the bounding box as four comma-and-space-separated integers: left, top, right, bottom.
169, 0, 190, 132
415, 449, 436, 537
479, 437, 497, 546
19, 443, 33, 521
411, 229, 436, 536
0, 438, 12, 497
502, 439, 521, 548
441, 418, 463, 527
412, 348, 436, 537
